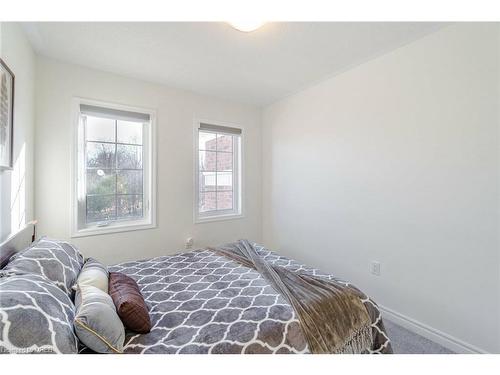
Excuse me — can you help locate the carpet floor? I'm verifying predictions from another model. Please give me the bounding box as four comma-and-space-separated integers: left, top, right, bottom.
384, 320, 455, 354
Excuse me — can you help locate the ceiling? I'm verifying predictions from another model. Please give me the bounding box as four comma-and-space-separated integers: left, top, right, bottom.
22, 22, 446, 106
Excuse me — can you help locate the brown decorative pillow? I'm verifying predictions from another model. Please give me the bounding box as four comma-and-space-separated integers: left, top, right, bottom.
108, 272, 151, 334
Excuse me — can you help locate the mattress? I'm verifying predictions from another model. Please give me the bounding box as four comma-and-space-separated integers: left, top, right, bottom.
108, 245, 392, 354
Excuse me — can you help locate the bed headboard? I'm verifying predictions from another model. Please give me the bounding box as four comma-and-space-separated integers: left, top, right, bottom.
0, 221, 37, 269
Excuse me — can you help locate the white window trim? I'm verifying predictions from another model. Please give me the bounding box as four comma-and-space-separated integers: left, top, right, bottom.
70, 97, 157, 238
193, 119, 244, 224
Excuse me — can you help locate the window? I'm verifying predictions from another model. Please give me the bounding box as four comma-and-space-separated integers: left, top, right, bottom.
195, 122, 242, 222
72, 100, 156, 236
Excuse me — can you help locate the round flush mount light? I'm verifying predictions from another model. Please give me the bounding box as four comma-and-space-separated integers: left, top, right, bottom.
228, 21, 265, 32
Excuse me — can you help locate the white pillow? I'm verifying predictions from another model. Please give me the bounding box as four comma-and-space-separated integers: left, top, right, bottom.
76, 257, 109, 292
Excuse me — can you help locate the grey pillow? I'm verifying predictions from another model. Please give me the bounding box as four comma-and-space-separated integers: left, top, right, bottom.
0, 273, 79, 354
2, 237, 84, 297
74, 284, 125, 354
73, 257, 124, 353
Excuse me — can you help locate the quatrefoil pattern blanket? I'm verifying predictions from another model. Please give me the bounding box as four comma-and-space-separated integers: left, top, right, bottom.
107, 245, 392, 354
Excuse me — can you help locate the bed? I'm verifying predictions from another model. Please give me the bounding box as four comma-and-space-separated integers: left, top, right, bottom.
0, 223, 392, 354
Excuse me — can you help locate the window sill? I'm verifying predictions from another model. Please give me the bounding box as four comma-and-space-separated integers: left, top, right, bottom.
71, 221, 156, 238
194, 213, 244, 224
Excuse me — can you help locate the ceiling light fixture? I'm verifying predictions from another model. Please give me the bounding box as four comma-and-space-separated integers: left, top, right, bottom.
228, 21, 265, 33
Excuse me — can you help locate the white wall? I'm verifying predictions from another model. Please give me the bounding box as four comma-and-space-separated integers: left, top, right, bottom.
262, 24, 500, 353
0, 23, 36, 242
35, 56, 262, 265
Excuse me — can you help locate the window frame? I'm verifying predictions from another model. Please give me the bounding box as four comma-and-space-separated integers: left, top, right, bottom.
193, 119, 243, 224
71, 98, 157, 237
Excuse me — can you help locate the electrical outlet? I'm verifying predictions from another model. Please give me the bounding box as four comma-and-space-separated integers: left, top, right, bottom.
185, 237, 194, 249
371, 261, 381, 276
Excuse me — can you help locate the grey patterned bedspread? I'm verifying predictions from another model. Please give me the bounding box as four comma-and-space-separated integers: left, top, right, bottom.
107, 245, 392, 354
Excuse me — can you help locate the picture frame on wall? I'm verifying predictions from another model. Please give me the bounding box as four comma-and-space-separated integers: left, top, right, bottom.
0, 58, 15, 171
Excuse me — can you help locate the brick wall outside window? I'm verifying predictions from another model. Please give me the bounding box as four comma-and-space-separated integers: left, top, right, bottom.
199, 134, 234, 212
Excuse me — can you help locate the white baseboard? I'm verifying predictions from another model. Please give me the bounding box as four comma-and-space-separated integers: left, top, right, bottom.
379, 305, 489, 354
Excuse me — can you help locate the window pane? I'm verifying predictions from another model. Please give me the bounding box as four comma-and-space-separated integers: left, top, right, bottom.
117, 144, 142, 169
86, 142, 115, 169
216, 152, 232, 171
199, 131, 216, 151
87, 195, 116, 223
117, 195, 143, 219
117, 170, 143, 194
87, 170, 116, 195
85, 116, 115, 143
217, 134, 233, 152
199, 192, 216, 212
199, 150, 216, 171
117, 120, 143, 145
216, 172, 233, 191
217, 191, 233, 210
199, 172, 216, 191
